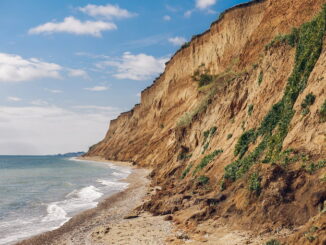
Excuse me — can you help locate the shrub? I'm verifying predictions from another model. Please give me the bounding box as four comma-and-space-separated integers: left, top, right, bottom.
198, 74, 214, 87
265, 239, 281, 245
193, 149, 223, 174
227, 134, 233, 140
209, 126, 217, 135
319, 99, 326, 122
181, 164, 193, 179
301, 93, 316, 115
202, 142, 209, 154
304, 160, 326, 174
258, 71, 263, 85
234, 129, 256, 158
248, 104, 254, 116
249, 172, 261, 196
197, 176, 209, 185
181, 42, 190, 49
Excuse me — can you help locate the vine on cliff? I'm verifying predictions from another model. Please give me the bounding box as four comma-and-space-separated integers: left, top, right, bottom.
224, 5, 326, 182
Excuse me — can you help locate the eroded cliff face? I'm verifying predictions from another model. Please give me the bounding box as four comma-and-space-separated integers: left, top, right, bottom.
87, 0, 326, 243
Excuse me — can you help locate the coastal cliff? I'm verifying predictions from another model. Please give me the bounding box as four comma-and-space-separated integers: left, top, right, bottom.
87, 0, 326, 243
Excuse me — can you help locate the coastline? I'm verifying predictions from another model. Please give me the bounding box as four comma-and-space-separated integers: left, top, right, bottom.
15, 156, 174, 245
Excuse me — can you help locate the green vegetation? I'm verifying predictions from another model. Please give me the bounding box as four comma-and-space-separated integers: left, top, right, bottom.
301, 93, 316, 115
224, 6, 326, 182
197, 175, 210, 185
202, 126, 218, 153
193, 149, 223, 174
192, 66, 214, 87
258, 71, 263, 85
265, 27, 299, 50
248, 172, 261, 196
248, 104, 254, 116
234, 129, 256, 158
181, 164, 193, 179
265, 239, 281, 245
303, 160, 326, 174
319, 99, 326, 122
181, 42, 190, 49
177, 89, 217, 128
227, 134, 233, 140
209, 126, 218, 135
178, 152, 192, 161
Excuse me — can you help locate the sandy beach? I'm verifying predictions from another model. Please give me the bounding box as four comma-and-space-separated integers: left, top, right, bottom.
15, 156, 175, 245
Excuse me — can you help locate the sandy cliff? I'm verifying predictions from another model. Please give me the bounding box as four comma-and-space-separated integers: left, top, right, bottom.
87, 0, 326, 243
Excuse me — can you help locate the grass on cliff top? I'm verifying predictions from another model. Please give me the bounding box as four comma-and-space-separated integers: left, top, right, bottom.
224, 5, 326, 182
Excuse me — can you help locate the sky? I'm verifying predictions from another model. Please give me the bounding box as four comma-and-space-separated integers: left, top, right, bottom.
0, 0, 247, 155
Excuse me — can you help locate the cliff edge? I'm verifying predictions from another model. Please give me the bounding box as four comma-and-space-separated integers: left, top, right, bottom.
86, 0, 326, 243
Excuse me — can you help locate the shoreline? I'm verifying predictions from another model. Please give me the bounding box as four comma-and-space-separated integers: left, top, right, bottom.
15, 157, 165, 245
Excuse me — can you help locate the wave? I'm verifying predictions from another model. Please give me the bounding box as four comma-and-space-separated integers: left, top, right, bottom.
97, 179, 129, 190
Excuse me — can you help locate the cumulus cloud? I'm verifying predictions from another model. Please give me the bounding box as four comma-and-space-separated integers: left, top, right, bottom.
163, 15, 171, 21
67, 68, 89, 79
96, 52, 169, 81
0, 105, 120, 155
29, 16, 117, 37
7, 97, 22, 102
45, 88, 62, 94
84, 86, 109, 91
168, 36, 187, 46
78, 4, 136, 19
196, 0, 216, 9
0, 53, 62, 82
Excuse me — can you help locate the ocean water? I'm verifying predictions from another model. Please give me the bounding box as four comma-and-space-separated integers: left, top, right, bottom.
0, 156, 131, 245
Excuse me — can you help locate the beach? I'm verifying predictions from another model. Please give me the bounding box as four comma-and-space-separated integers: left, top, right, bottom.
15, 157, 175, 245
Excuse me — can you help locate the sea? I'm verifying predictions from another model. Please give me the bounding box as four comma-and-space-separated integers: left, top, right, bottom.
0, 156, 131, 245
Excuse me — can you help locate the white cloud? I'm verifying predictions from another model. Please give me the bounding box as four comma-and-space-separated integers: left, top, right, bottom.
96, 52, 169, 81
0, 53, 62, 82
30, 99, 48, 106
29, 16, 117, 37
7, 97, 22, 102
0, 105, 121, 155
196, 0, 216, 9
184, 10, 193, 18
45, 88, 62, 94
84, 86, 109, 91
168, 36, 187, 46
67, 68, 89, 79
163, 15, 171, 21
78, 4, 136, 19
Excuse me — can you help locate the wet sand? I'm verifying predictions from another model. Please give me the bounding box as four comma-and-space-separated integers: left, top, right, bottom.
16, 157, 174, 245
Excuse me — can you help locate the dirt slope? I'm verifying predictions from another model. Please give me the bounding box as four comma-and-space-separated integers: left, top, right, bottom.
86, 0, 326, 243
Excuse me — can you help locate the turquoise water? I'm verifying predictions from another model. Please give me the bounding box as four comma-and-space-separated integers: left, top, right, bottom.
0, 156, 131, 245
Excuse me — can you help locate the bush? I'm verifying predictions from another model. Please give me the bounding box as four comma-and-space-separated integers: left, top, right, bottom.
248, 104, 254, 116
301, 93, 316, 115
181, 164, 193, 179
249, 172, 261, 196
265, 239, 281, 245
227, 134, 233, 140
197, 175, 209, 185
209, 126, 217, 135
258, 71, 263, 85
193, 149, 223, 174
319, 99, 326, 122
234, 129, 256, 158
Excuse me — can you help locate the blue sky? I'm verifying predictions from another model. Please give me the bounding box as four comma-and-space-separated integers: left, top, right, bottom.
0, 0, 246, 154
